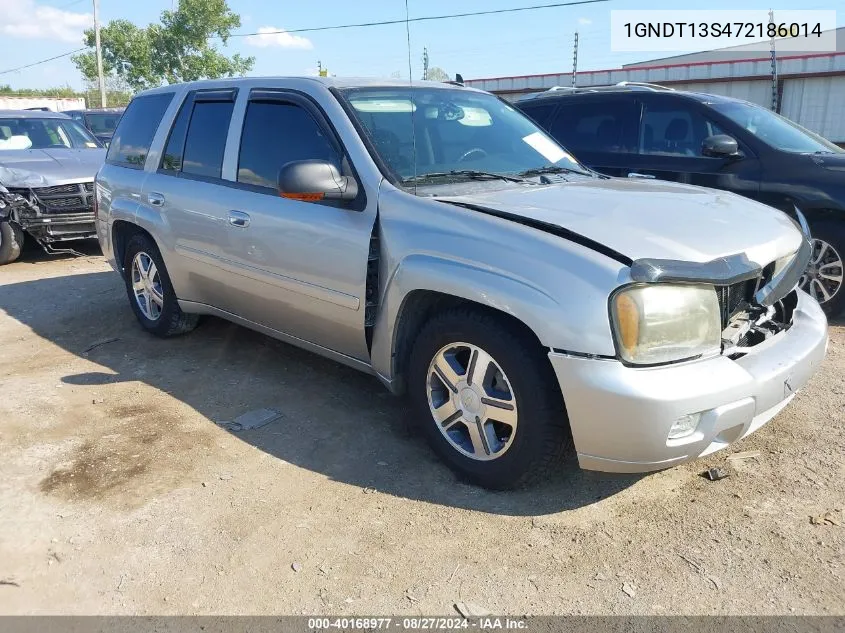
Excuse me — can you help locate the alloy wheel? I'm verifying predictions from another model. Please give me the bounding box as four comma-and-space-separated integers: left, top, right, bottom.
131, 251, 164, 321
799, 238, 843, 305
426, 342, 518, 461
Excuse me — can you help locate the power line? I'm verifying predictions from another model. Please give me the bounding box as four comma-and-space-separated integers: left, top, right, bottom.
0, 0, 613, 80
229, 0, 612, 38
0, 48, 86, 76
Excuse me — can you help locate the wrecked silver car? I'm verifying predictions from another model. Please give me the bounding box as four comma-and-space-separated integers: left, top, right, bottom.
0, 110, 106, 264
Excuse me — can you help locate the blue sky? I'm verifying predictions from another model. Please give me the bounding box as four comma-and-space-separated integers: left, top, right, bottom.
0, 0, 840, 90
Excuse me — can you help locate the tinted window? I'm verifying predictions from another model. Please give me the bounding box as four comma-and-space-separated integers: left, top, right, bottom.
107, 93, 173, 168
640, 102, 726, 156
160, 97, 193, 172
237, 100, 340, 189
518, 102, 556, 129
182, 101, 234, 179
550, 99, 639, 153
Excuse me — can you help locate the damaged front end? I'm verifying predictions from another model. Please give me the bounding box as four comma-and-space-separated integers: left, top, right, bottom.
630, 211, 815, 361
0, 166, 97, 253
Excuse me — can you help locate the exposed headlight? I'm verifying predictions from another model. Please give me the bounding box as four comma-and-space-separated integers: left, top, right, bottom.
610, 284, 722, 365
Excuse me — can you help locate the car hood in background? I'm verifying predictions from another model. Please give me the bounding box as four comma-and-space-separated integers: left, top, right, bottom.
440, 178, 802, 266
0, 148, 107, 187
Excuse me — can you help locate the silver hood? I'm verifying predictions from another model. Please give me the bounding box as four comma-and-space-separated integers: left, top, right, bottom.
0, 148, 106, 187
442, 178, 802, 267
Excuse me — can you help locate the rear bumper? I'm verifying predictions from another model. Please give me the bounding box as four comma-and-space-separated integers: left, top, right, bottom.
549, 290, 828, 473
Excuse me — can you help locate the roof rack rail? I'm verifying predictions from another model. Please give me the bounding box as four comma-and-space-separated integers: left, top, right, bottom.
517, 81, 674, 101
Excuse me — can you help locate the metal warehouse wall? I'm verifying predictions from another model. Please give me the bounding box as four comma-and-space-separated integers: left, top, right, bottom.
664, 80, 772, 105
780, 76, 845, 143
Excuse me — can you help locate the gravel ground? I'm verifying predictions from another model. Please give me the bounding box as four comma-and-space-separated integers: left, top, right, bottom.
0, 246, 842, 616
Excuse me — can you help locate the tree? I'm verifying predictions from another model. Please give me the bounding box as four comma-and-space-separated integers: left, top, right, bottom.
72, 0, 254, 92
426, 66, 450, 83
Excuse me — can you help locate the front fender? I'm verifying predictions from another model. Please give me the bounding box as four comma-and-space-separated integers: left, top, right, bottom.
370, 253, 613, 385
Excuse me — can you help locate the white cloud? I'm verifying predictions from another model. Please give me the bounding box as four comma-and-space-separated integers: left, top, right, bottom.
578, 17, 592, 25
245, 26, 313, 50
0, 0, 92, 44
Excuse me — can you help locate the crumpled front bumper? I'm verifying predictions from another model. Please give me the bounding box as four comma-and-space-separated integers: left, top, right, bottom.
549, 289, 828, 473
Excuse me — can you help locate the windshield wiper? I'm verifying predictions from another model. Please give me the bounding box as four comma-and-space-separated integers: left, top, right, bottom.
518, 165, 592, 177
403, 170, 526, 184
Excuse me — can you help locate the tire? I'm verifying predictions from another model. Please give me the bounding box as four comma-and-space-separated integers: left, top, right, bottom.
801, 221, 845, 318
408, 307, 571, 489
122, 233, 199, 337
0, 220, 24, 265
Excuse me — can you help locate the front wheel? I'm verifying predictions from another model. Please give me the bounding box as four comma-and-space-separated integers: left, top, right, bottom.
800, 221, 845, 317
408, 307, 571, 489
122, 233, 199, 337
0, 220, 24, 265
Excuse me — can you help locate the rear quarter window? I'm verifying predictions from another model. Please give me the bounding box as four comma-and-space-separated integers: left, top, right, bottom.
106, 93, 174, 169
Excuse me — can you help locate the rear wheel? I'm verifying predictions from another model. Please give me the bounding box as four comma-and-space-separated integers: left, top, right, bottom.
0, 220, 24, 265
408, 307, 571, 489
800, 221, 845, 317
122, 233, 199, 337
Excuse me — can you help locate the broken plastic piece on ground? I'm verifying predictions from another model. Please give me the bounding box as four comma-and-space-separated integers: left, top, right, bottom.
726, 450, 761, 462
216, 408, 282, 431
703, 467, 729, 481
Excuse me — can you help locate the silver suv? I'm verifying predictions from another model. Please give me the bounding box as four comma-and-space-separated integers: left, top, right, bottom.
96, 78, 828, 489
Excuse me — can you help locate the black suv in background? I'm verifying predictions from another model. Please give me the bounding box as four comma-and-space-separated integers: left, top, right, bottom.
65, 107, 125, 147
517, 84, 845, 316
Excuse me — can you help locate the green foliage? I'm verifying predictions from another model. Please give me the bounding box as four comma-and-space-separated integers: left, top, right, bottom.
72, 0, 255, 91
0, 84, 82, 98
426, 67, 450, 83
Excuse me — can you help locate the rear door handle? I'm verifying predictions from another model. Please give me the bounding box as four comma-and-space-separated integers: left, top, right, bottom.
228, 210, 251, 228
147, 192, 165, 206
627, 172, 656, 179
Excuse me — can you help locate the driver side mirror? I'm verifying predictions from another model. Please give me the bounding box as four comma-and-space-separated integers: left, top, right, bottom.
702, 134, 741, 159
277, 160, 359, 202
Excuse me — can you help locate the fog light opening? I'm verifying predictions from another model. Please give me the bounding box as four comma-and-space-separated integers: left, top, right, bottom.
668, 412, 702, 440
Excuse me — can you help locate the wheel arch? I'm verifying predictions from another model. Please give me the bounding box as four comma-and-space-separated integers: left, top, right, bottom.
370, 255, 566, 394
111, 220, 158, 275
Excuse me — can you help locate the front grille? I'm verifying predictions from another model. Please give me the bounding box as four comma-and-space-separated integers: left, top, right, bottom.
33, 183, 79, 196
46, 196, 86, 209
29, 182, 94, 214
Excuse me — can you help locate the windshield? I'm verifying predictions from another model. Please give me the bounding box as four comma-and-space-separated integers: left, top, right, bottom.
340, 86, 589, 184
710, 101, 843, 154
0, 117, 101, 150
84, 112, 122, 135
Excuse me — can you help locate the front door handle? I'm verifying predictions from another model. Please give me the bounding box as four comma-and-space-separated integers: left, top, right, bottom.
627, 172, 656, 179
228, 210, 251, 228
147, 192, 165, 206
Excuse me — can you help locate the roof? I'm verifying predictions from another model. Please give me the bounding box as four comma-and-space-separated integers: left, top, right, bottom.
517, 85, 748, 106
0, 109, 71, 119
137, 76, 484, 97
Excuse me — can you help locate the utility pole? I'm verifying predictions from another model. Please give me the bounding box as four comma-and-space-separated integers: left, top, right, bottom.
769, 9, 778, 111
571, 31, 579, 87
93, 0, 106, 107
422, 47, 429, 81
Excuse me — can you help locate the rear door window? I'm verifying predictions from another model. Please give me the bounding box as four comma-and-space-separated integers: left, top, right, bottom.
106, 93, 173, 168
237, 99, 340, 189
550, 99, 639, 153
182, 101, 235, 179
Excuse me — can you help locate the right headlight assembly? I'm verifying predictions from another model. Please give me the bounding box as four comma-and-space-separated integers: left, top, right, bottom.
610, 284, 722, 366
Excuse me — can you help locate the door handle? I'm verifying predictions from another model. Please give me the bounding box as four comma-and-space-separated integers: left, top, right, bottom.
147, 192, 165, 206
228, 210, 251, 228
627, 172, 656, 179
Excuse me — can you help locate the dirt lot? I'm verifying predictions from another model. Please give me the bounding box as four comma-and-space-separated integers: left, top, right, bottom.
0, 246, 843, 616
